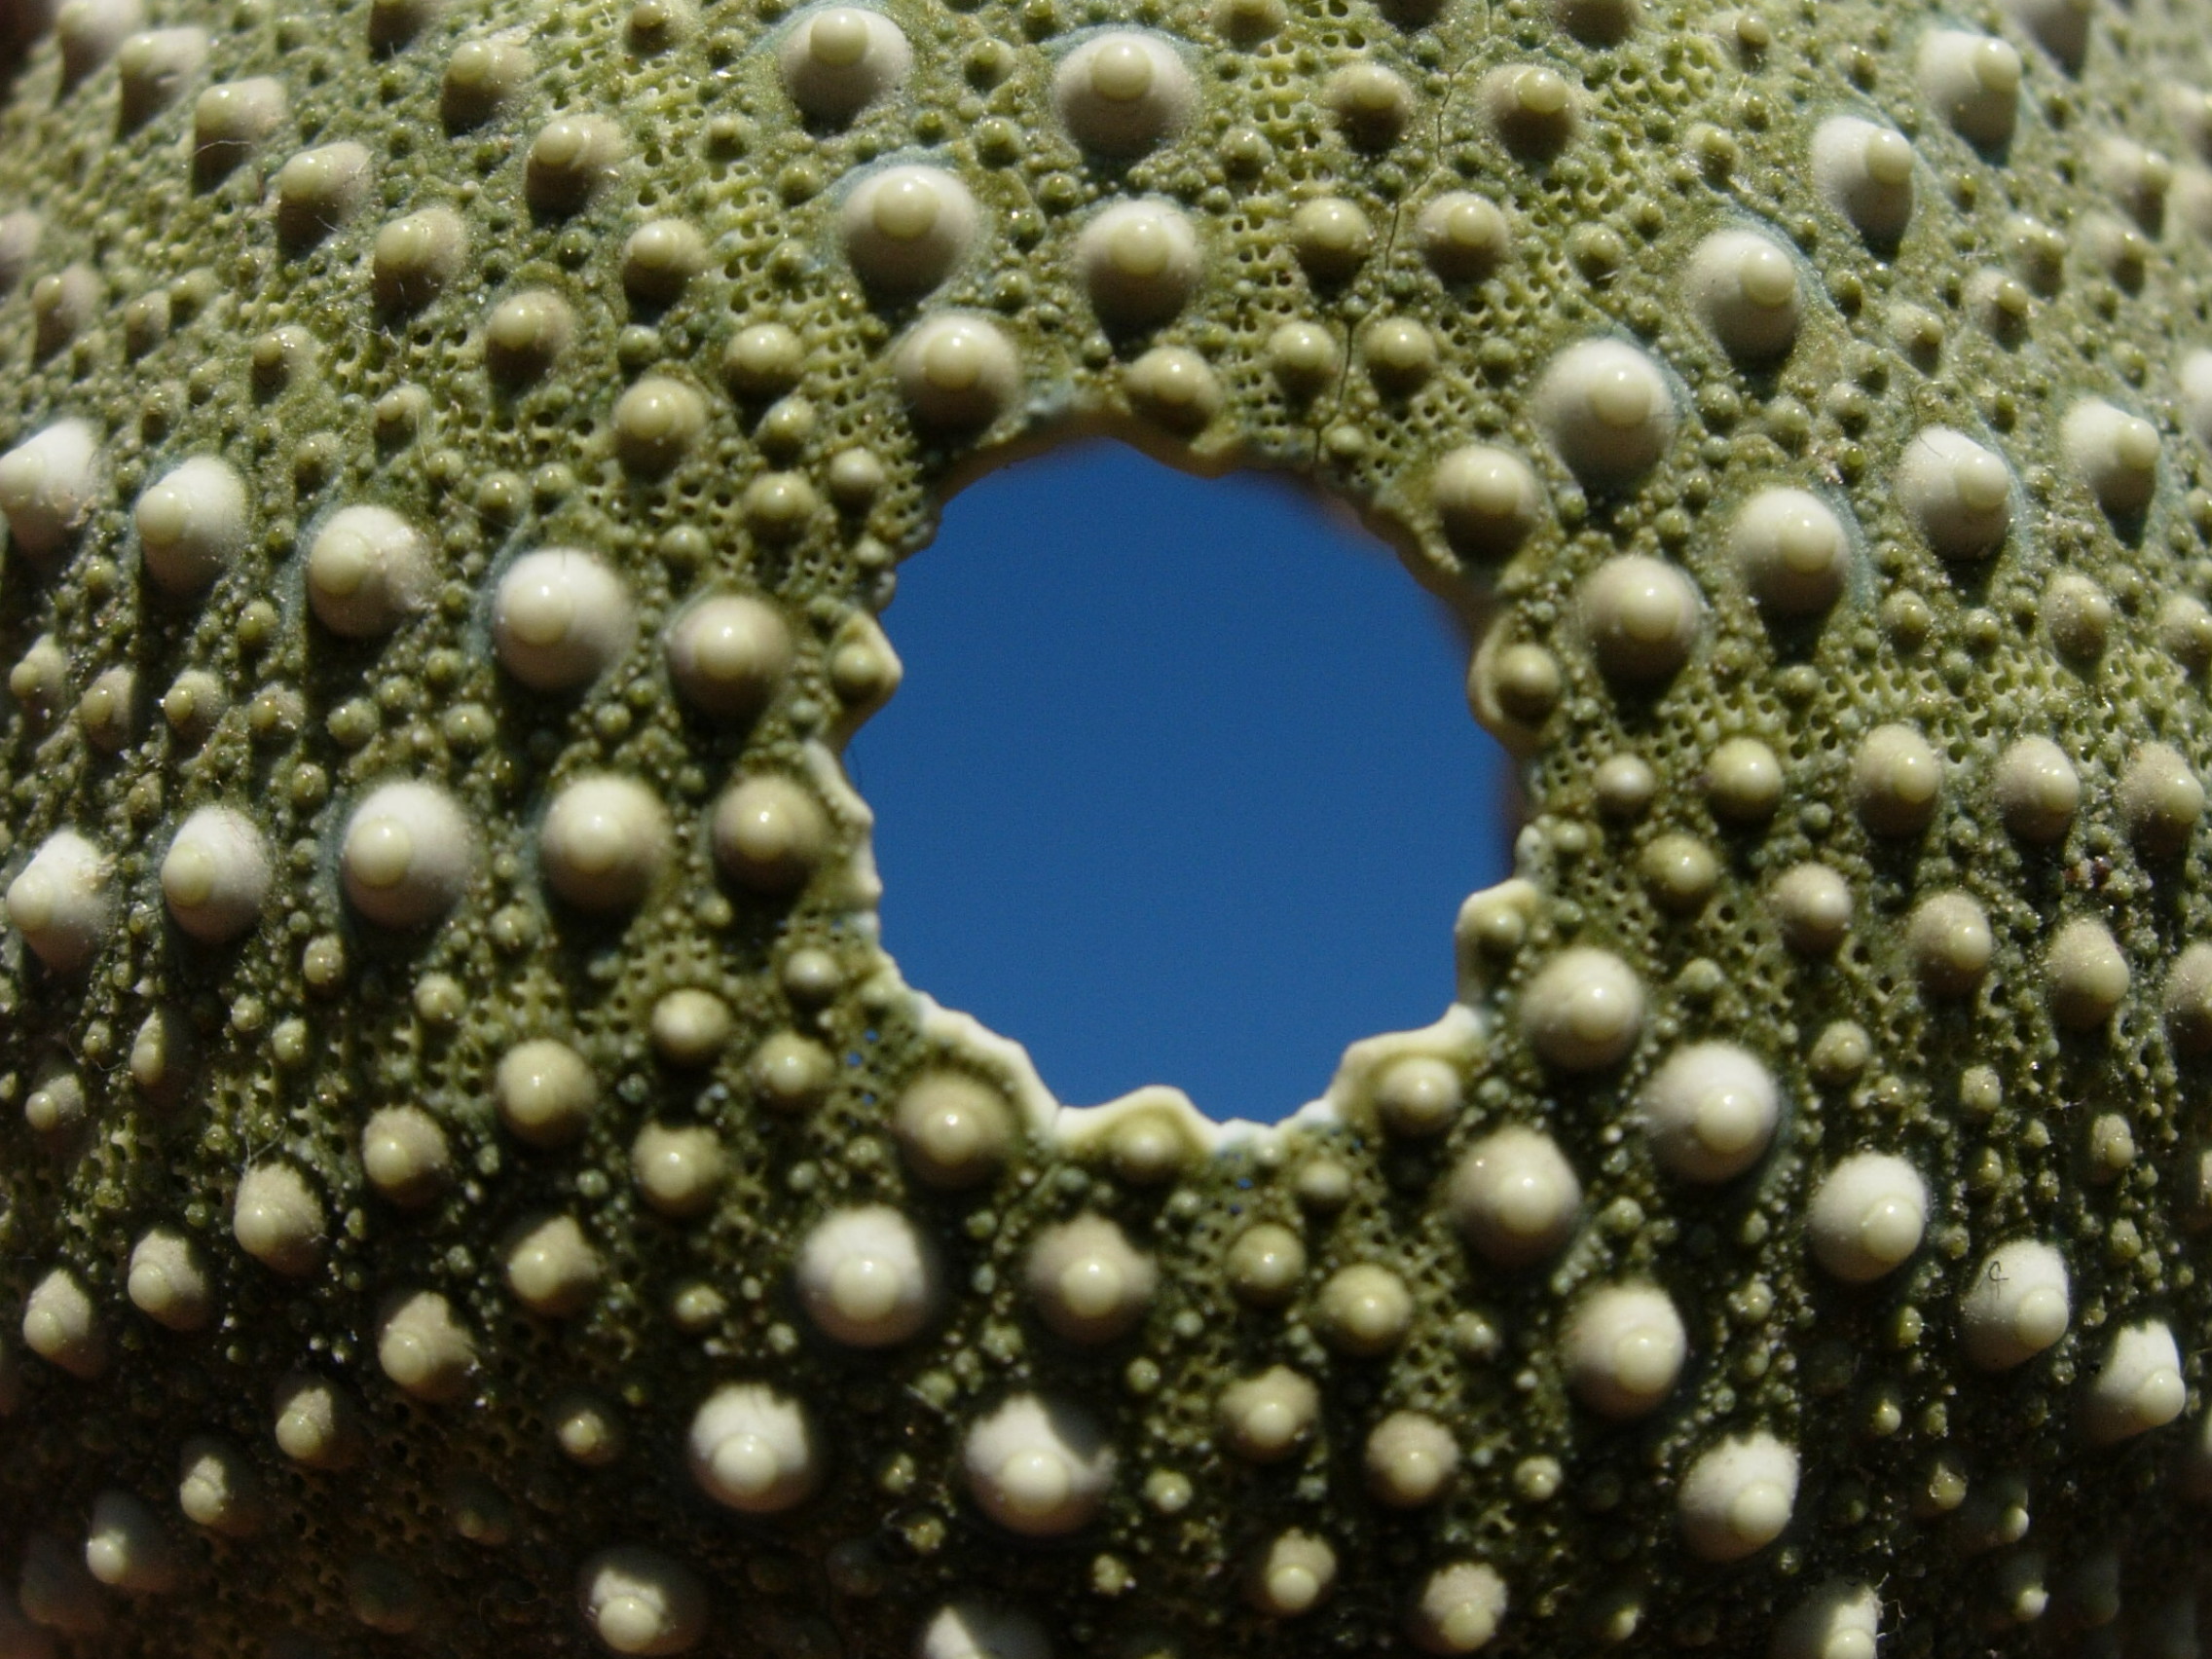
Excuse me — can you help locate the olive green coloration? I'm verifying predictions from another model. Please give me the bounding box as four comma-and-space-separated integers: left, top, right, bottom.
2, 0, 2212, 1651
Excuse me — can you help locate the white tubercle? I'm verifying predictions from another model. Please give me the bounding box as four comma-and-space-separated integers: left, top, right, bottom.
962, 1393, 1116, 1535
502, 1214, 602, 1317
553, 1399, 623, 1470
1995, 735, 2080, 844
1678, 1432, 1799, 1562
2062, 397, 2160, 517
651, 989, 731, 1066
2182, 350, 2212, 454
1247, 1530, 1336, 1617
377, 1290, 475, 1403
1685, 228, 1801, 361
622, 219, 706, 304
233, 1163, 325, 1276
1812, 116, 1916, 243
1076, 198, 1201, 328
20, 1268, 106, 1380
524, 118, 627, 216
126, 1228, 212, 1332
117, 26, 208, 125
1322, 1005, 1483, 1140
193, 76, 286, 172
608, 375, 704, 476
272, 139, 373, 246
1327, 60, 1412, 149
1771, 1581, 1880, 1659
908, 994, 1067, 1149
1519, 946, 1644, 1071
1024, 1214, 1157, 1343
1913, 888, 1997, 1001
550, 1395, 620, 1470
177, 1436, 264, 1536
341, 781, 477, 929
1533, 339, 1676, 489
666, 594, 792, 721
713, 774, 830, 895
1431, 444, 1542, 561
1808, 1153, 1928, 1282
2095, 135, 2173, 227
631, 1123, 727, 1218
0, 419, 102, 561
539, 775, 671, 913
84, 1491, 178, 1594
1218, 1365, 1320, 1462
687, 1383, 820, 1513
884, 1070, 1013, 1185
919, 1604, 1051, 1659
1853, 722, 1942, 836
0, 209, 41, 291
1580, 556, 1700, 683
306, 504, 431, 637
1564, 1283, 1686, 1419
1370, 1057, 1458, 1138
56, 0, 144, 83
1051, 1085, 1211, 1182
778, 5, 911, 123
1051, 31, 1196, 156
1482, 61, 1578, 156
2182, 181, 2212, 260
1314, 1264, 1413, 1356
273, 1373, 363, 1469
1640, 1042, 1779, 1182
795, 1204, 940, 1346
577, 1547, 708, 1656
2120, 741, 2206, 857
1138, 342, 1224, 432
1417, 191, 1511, 282
22, 1066, 86, 1144
1913, 892, 1994, 987
493, 549, 635, 691
1959, 1239, 2070, 1371
498, 1038, 599, 1147
1897, 425, 2012, 560
2046, 915, 2129, 1030
1733, 487, 1850, 619
1708, 734, 1783, 820
161, 806, 271, 944
486, 288, 573, 381
1760, 863, 1849, 955
134, 456, 247, 594
2085, 1319, 2187, 1444
2005, 0, 2087, 69
7, 830, 111, 973
894, 313, 1021, 431
1409, 1562, 1508, 1655
1916, 29, 2022, 146
1363, 1411, 1458, 1507
1448, 1125, 1582, 1267
840, 165, 979, 296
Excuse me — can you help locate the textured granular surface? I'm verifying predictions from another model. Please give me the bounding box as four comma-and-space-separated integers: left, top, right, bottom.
2, 0, 2212, 1650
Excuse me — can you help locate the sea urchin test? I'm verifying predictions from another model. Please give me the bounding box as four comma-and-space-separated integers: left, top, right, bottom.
4, 0, 2212, 1649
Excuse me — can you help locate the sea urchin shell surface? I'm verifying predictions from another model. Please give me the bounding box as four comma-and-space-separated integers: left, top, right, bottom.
5, 0, 2212, 1650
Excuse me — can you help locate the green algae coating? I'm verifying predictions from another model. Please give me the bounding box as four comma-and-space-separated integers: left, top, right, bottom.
2, 0, 2212, 1651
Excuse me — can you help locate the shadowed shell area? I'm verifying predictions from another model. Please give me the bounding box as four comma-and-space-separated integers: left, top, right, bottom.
5, 0, 2212, 1647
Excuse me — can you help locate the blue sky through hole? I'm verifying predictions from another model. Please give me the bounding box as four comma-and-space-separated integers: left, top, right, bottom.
846, 441, 1516, 1124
